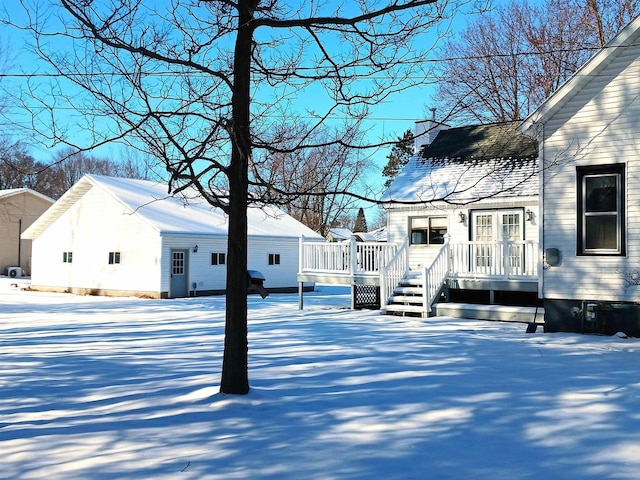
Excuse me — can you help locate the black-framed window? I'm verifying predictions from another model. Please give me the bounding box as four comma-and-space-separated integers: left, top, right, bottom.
63, 251, 73, 263
108, 252, 121, 264
410, 217, 447, 245
268, 253, 281, 265
577, 164, 625, 255
211, 252, 226, 265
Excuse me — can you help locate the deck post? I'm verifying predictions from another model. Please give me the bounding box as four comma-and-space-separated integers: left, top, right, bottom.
299, 236, 304, 274
298, 281, 304, 310
501, 233, 510, 279
422, 266, 429, 315
350, 235, 357, 274
351, 282, 356, 310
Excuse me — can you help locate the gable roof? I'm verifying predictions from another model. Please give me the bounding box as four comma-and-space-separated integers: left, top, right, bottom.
381, 121, 539, 204
0, 188, 55, 204
22, 175, 321, 240
519, 14, 640, 136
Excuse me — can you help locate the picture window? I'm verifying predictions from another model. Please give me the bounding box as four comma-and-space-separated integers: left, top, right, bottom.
410, 217, 447, 245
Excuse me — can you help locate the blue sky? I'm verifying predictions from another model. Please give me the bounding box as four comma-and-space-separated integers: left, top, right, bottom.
0, 0, 471, 217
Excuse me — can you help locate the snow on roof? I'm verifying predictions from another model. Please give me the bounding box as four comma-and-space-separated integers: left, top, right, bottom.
369, 226, 387, 242
23, 175, 321, 240
327, 228, 354, 241
381, 122, 539, 204
0, 188, 55, 204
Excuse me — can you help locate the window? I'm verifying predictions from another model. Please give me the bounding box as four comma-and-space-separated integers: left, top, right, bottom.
577, 165, 625, 255
63, 252, 73, 263
211, 252, 226, 265
172, 251, 185, 275
410, 217, 447, 245
108, 252, 121, 264
268, 253, 281, 265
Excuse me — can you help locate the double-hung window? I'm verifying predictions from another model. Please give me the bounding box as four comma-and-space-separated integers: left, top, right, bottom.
577, 164, 625, 255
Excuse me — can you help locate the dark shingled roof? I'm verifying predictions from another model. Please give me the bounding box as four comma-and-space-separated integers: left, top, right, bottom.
419, 121, 538, 161
380, 120, 540, 204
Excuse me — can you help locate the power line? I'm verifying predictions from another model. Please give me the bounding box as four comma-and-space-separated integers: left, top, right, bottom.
0, 42, 638, 79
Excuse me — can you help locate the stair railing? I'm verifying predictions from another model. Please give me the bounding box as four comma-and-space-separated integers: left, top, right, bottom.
379, 238, 409, 309
421, 235, 451, 314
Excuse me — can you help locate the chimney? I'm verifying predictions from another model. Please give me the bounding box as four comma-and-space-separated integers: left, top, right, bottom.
413, 109, 448, 154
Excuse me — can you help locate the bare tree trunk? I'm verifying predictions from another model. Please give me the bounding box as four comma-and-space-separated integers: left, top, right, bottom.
587, 0, 607, 46
220, 0, 257, 395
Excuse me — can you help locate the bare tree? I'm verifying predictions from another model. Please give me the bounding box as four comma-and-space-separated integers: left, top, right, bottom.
7, 0, 462, 394
431, 0, 638, 124
258, 121, 368, 236
0, 138, 60, 196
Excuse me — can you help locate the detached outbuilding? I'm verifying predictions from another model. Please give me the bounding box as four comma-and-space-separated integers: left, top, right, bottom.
0, 188, 55, 277
22, 174, 321, 298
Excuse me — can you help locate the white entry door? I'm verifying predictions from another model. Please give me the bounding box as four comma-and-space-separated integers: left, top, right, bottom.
471, 210, 524, 275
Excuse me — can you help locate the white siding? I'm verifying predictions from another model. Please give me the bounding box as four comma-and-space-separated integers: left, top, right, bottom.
30, 185, 162, 293
387, 199, 538, 269
248, 237, 299, 288
159, 235, 300, 293
541, 47, 640, 302
160, 235, 228, 293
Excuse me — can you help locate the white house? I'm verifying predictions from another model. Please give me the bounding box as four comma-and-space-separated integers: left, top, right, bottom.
298, 121, 541, 317
0, 188, 54, 277
22, 174, 321, 298
519, 14, 640, 336
382, 121, 540, 272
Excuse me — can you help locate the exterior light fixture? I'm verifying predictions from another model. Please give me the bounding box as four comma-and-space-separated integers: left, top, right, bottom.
458, 212, 466, 223
526, 209, 533, 222
193, 245, 199, 253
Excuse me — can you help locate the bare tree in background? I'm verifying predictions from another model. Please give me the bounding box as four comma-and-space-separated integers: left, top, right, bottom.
259, 121, 367, 237
431, 0, 638, 124
6, 0, 462, 394
50, 147, 156, 195
0, 139, 156, 198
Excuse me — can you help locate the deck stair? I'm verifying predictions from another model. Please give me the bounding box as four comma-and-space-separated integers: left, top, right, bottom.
382, 272, 545, 324
383, 271, 432, 317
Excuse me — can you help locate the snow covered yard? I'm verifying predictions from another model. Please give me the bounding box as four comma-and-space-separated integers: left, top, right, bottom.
1, 279, 640, 479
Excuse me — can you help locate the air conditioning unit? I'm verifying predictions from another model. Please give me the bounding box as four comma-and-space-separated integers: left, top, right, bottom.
6, 267, 22, 278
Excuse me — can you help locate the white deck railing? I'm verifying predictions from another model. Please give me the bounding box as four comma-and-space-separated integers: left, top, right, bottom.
379, 238, 409, 308
421, 238, 451, 313
299, 236, 399, 275
449, 239, 538, 278
299, 236, 538, 312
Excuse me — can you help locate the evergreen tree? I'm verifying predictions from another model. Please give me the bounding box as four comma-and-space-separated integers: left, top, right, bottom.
353, 207, 368, 233
382, 129, 414, 188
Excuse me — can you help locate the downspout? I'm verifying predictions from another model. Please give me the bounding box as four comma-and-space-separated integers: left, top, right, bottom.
538, 123, 544, 299
18, 218, 22, 268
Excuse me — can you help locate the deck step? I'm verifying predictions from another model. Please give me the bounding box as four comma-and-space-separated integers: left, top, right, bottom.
393, 286, 423, 295
388, 295, 424, 305
383, 304, 429, 316
433, 302, 545, 323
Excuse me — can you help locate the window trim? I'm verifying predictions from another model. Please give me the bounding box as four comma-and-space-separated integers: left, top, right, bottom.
268, 253, 281, 265
211, 252, 226, 266
576, 164, 625, 256
409, 216, 448, 246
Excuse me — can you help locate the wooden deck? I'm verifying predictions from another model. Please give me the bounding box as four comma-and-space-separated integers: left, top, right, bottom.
298, 236, 539, 312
